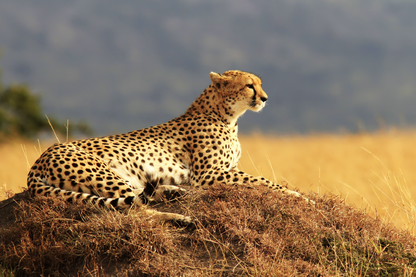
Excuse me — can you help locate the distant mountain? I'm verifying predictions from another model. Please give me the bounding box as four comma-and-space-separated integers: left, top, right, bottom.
1, 0, 416, 135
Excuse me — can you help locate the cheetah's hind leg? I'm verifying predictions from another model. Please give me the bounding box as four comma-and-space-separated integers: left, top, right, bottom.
147, 185, 187, 202
141, 166, 188, 203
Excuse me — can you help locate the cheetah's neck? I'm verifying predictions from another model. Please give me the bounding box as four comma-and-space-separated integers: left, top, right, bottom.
185, 85, 244, 127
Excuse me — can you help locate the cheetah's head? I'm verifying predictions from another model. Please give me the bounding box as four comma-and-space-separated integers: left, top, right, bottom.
209, 70, 268, 115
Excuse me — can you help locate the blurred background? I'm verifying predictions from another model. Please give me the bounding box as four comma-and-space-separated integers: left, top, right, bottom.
1, 0, 416, 136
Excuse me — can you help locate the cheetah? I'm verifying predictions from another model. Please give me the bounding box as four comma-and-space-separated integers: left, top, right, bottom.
27, 70, 311, 223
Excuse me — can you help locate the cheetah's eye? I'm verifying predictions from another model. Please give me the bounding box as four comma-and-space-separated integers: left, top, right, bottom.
246, 84, 254, 90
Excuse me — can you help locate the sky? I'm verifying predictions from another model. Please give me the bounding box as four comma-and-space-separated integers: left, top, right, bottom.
1, 0, 416, 136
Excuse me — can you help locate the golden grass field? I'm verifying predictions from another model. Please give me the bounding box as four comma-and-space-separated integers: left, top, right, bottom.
1, 130, 416, 232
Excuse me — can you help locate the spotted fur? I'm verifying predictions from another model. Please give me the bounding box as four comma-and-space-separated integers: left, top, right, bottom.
27, 70, 311, 223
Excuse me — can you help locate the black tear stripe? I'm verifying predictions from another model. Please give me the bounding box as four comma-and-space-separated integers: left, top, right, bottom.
250, 87, 258, 107
252, 87, 257, 101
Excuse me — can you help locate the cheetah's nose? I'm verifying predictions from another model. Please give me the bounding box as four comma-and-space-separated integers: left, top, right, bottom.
260, 96, 268, 102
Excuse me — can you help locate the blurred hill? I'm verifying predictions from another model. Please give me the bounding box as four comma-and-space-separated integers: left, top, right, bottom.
1, 0, 416, 135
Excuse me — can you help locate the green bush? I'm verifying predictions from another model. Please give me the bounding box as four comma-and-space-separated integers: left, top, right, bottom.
0, 73, 91, 140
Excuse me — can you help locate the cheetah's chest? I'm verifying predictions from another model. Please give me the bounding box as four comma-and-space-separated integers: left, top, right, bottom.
229, 139, 241, 170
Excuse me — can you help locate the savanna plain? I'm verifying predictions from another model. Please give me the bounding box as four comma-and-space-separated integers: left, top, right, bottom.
1, 129, 416, 232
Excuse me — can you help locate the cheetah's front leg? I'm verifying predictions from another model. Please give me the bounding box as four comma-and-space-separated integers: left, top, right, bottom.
197, 168, 314, 204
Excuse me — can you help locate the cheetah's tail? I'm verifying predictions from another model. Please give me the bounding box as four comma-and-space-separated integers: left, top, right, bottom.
27, 177, 139, 209
27, 177, 194, 224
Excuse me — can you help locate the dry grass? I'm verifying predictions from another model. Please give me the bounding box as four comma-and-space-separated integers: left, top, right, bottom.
1, 185, 416, 276
2, 130, 416, 231
238, 130, 416, 232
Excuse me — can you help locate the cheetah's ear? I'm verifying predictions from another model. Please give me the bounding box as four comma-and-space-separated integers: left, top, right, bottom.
209, 72, 222, 84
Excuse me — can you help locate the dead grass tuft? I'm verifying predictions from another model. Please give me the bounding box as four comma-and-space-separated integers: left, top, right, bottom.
0, 193, 188, 276
1, 184, 416, 276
